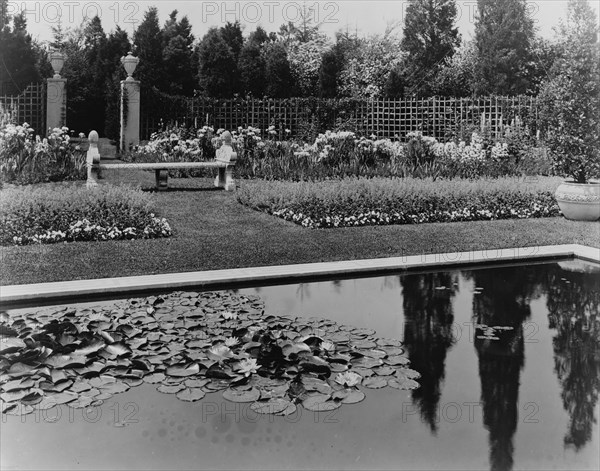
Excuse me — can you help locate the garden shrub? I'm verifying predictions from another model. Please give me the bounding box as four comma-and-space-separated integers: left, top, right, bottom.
236, 177, 562, 228
0, 124, 87, 185
0, 184, 171, 245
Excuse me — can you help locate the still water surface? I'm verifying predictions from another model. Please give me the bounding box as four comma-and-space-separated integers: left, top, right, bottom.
2, 259, 599, 470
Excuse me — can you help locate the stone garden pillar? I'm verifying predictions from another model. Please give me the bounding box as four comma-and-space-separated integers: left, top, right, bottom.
46, 51, 67, 134
120, 52, 140, 151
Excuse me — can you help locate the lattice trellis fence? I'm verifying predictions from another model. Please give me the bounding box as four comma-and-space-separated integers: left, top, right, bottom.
0, 83, 46, 134
140, 87, 539, 143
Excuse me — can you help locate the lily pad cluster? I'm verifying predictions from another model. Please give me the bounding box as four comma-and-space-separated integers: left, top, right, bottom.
1, 291, 420, 417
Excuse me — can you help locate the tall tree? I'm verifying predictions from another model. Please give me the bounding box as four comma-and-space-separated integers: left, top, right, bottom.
401, 0, 461, 96
239, 27, 269, 97
103, 26, 130, 139
262, 42, 295, 98
0, 10, 41, 94
197, 27, 237, 97
162, 10, 195, 95
318, 48, 340, 97
473, 0, 535, 95
133, 7, 164, 90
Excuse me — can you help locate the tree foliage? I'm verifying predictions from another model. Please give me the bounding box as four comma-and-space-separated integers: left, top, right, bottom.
538, 0, 600, 183
473, 0, 535, 95
401, 0, 461, 96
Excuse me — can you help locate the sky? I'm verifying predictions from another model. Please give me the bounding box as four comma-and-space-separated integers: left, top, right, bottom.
5, 0, 599, 45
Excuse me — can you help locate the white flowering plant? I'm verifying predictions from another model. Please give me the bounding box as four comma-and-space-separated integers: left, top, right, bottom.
0, 123, 86, 185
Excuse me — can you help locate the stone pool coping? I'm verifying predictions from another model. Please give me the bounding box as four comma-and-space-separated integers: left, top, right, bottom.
1, 244, 598, 307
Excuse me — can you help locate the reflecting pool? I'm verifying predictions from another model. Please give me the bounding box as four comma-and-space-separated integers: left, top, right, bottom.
1, 259, 599, 470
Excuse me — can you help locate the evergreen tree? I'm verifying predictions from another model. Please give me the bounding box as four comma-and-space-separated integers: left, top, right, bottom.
401, 0, 460, 96
473, 0, 535, 95
133, 7, 164, 90
197, 27, 238, 97
318, 48, 339, 97
238, 27, 269, 97
103, 27, 129, 139
262, 42, 295, 97
162, 10, 195, 95
221, 21, 244, 62
0, 10, 41, 94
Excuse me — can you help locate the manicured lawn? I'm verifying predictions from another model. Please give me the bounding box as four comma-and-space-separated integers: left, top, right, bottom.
1, 170, 599, 286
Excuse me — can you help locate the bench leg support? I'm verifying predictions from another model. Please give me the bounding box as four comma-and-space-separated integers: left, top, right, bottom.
155, 169, 169, 191
214, 166, 235, 191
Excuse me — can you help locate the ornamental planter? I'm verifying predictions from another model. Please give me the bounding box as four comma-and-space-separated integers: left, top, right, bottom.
554, 181, 600, 221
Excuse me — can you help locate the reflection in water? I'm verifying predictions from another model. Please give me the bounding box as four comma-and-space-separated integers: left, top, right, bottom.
546, 265, 600, 451
401, 272, 459, 433
467, 267, 544, 471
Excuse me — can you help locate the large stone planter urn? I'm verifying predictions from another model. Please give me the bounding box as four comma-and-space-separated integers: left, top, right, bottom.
554, 181, 600, 221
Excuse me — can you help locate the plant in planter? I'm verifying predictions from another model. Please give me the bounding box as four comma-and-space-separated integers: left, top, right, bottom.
538, 0, 600, 221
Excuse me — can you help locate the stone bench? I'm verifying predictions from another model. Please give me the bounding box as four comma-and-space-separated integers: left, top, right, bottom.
86, 130, 237, 191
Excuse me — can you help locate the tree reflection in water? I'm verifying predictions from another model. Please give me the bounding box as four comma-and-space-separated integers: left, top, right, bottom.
467, 266, 544, 471
401, 272, 459, 433
546, 263, 600, 451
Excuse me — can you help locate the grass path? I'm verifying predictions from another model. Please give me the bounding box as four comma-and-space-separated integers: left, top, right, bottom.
1, 174, 598, 286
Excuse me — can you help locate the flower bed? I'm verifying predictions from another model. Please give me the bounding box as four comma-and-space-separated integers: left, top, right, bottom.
0, 184, 172, 245
236, 177, 562, 228
126, 124, 551, 181
0, 123, 86, 185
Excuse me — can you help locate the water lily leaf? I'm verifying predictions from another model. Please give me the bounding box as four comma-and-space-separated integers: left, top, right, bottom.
1, 378, 34, 392
1, 389, 32, 403
299, 356, 331, 375
385, 355, 410, 366
388, 377, 420, 390
46, 391, 78, 405
334, 371, 362, 387
258, 383, 289, 399
250, 398, 292, 415
72, 338, 105, 356
362, 376, 388, 389
67, 395, 94, 409
89, 375, 116, 388
0, 336, 26, 352
276, 401, 297, 416
374, 366, 395, 376
98, 381, 130, 395
223, 387, 261, 403
351, 339, 377, 349
166, 363, 200, 377
302, 393, 341, 412
70, 381, 92, 393
104, 342, 132, 357
203, 379, 230, 391
332, 388, 365, 404
143, 373, 166, 384
359, 349, 387, 359
381, 346, 404, 356
395, 368, 421, 380
351, 357, 383, 369
376, 338, 403, 347
157, 383, 186, 394
176, 388, 206, 402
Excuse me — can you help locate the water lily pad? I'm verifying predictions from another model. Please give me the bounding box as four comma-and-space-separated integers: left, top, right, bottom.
46, 391, 78, 405
388, 377, 420, 390
98, 381, 130, 395
374, 366, 395, 376
395, 368, 421, 380
176, 388, 206, 402
166, 363, 200, 377
302, 393, 341, 412
223, 387, 261, 403
67, 395, 94, 408
332, 388, 365, 404
362, 376, 388, 389
385, 355, 410, 366
157, 383, 186, 394
352, 357, 383, 369
250, 399, 292, 415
